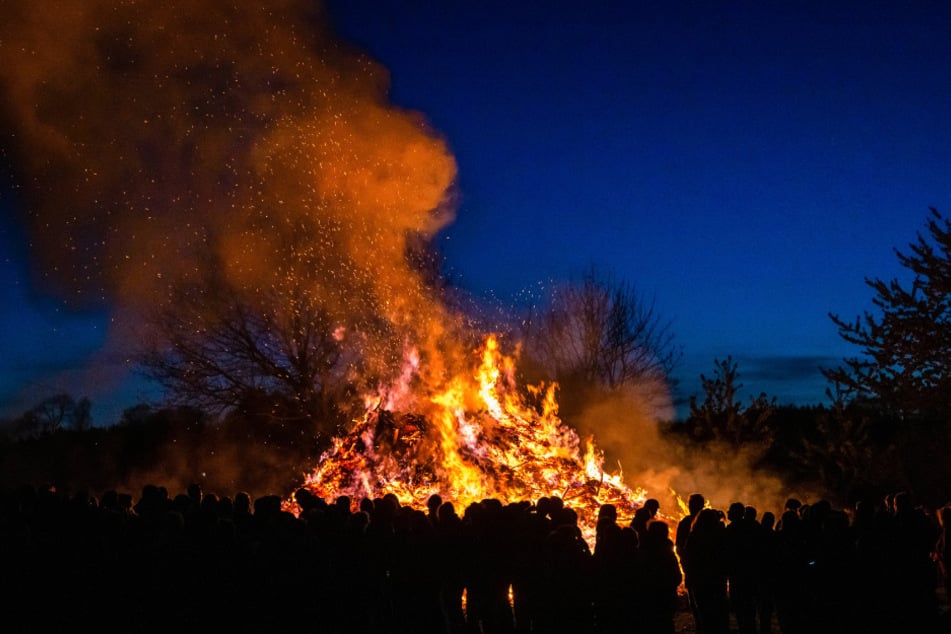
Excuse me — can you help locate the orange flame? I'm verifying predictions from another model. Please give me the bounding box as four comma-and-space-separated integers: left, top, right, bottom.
288, 335, 665, 544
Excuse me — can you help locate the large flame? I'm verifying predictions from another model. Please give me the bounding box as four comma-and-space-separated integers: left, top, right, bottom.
289, 335, 655, 543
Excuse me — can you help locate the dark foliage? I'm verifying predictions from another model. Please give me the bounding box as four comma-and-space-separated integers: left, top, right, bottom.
684, 356, 775, 445
0, 402, 325, 499
671, 354, 951, 510
825, 208, 951, 419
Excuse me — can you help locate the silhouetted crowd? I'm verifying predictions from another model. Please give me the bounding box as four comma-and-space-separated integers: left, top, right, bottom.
1, 483, 949, 633
675, 492, 949, 634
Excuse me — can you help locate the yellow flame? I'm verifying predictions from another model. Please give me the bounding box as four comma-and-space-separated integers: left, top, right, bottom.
290, 334, 669, 545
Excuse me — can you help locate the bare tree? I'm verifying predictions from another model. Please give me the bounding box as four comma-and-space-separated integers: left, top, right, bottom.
1, 393, 91, 437
521, 268, 680, 393
139, 272, 359, 436
32, 393, 77, 434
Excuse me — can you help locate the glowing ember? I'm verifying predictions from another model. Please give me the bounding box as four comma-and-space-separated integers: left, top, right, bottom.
287, 335, 654, 543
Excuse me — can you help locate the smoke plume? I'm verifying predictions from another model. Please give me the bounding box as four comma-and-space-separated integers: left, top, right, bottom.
573, 386, 801, 519
0, 0, 457, 380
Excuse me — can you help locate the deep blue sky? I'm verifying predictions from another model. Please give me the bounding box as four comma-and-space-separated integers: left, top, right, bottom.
325, 0, 951, 407
3, 1, 951, 422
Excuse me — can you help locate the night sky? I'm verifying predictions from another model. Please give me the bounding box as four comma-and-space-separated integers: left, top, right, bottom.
3, 1, 951, 423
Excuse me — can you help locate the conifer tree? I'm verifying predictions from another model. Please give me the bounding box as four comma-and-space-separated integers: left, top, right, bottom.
825, 208, 951, 418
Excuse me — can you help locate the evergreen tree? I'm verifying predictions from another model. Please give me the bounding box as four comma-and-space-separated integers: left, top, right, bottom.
687, 356, 774, 444
824, 208, 951, 419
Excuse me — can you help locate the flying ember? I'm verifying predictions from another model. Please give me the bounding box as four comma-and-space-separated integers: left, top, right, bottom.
287, 335, 653, 543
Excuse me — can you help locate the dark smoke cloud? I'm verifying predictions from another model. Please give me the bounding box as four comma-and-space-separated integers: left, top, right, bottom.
0, 0, 457, 374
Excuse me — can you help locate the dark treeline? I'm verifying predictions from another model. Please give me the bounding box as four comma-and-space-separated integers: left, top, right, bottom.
1, 483, 949, 633
671, 398, 951, 512
0, 402, 325, 500
3, 395, 951, 513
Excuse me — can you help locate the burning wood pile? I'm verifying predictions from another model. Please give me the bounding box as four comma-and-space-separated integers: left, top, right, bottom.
288, 336, 653, 543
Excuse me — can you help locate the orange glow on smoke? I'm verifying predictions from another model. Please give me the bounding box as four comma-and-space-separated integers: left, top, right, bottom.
0, 2, 458, 383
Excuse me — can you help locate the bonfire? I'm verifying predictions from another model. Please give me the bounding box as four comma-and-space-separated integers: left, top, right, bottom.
287, 335, 659, 543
